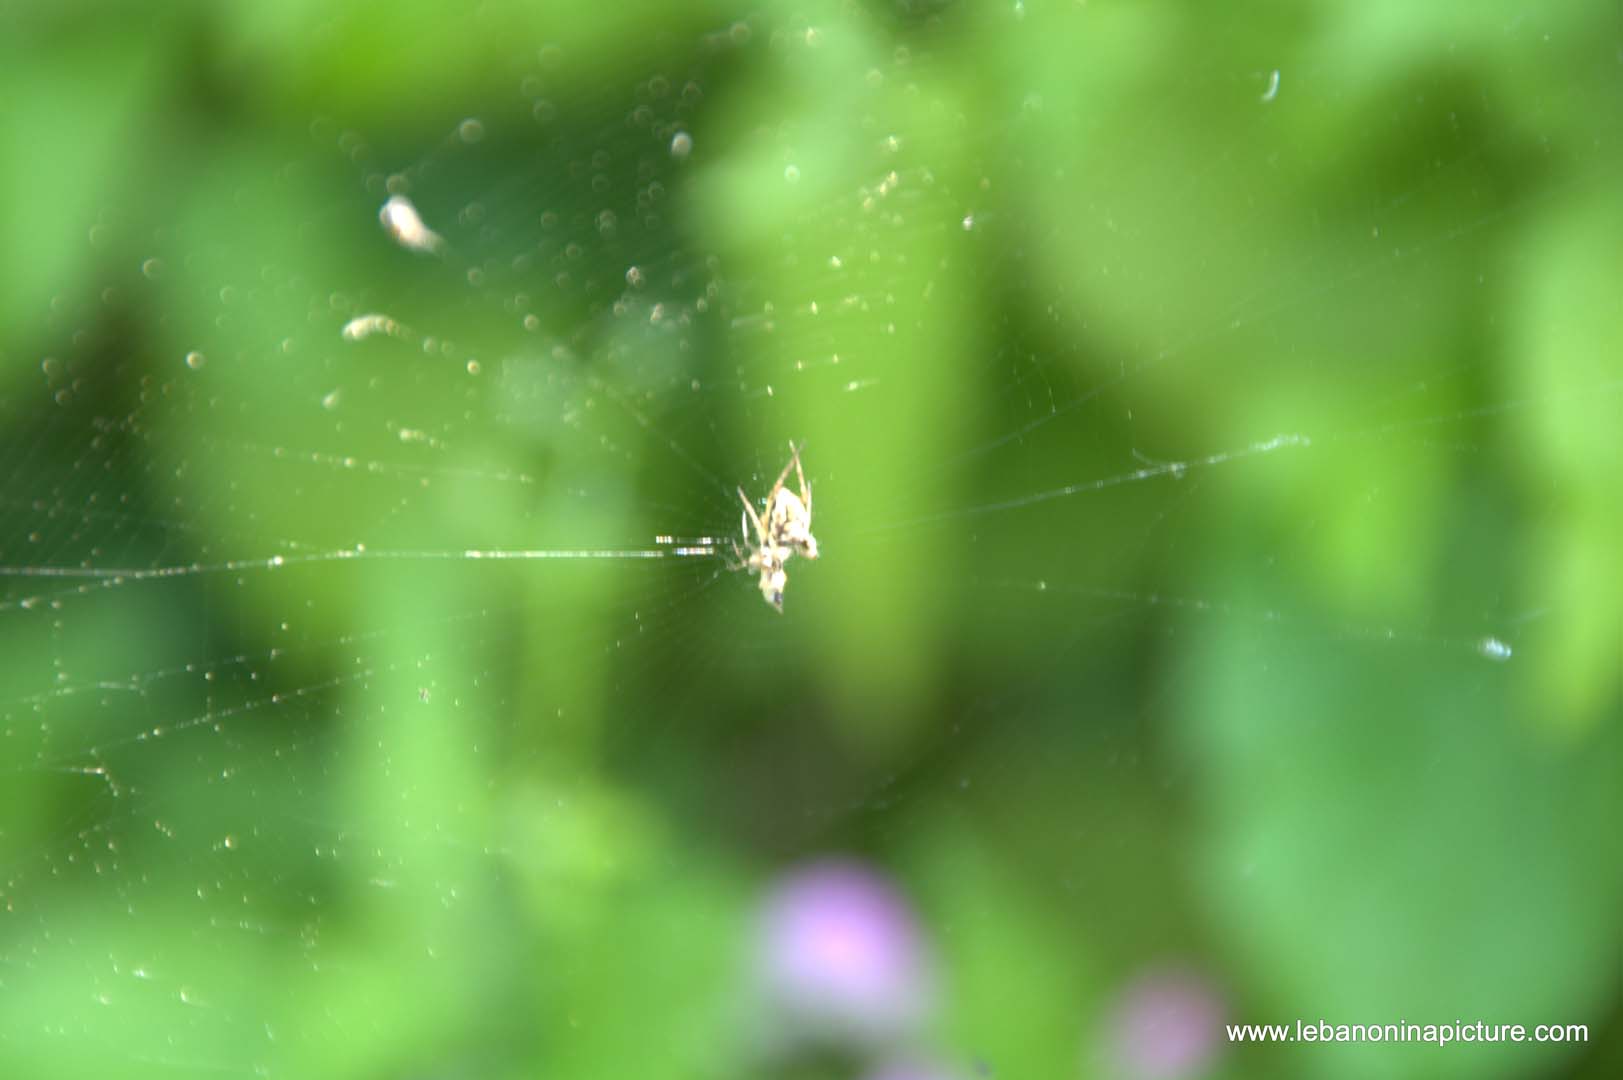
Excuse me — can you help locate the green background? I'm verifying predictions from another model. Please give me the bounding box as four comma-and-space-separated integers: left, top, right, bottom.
1, 2, 1618, 1078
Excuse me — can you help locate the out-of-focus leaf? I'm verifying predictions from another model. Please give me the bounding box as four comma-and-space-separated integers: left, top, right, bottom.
0, 26, 164, 384
1179, 600, 1623, 1079
1507, 188, 1623, 735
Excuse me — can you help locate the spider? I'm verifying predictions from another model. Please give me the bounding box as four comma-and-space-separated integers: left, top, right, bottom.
729, 443, 818, 611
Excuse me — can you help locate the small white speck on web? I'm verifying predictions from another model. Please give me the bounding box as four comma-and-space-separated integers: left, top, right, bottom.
379, 195, 444, 255
1260, 69, 1281, 104
670, 131, 693, 159
341, 313, 403, 342
1476, 636, 1512, 662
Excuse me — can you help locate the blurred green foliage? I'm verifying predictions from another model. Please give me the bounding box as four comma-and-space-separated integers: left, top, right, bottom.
1, 2, 1619, 1079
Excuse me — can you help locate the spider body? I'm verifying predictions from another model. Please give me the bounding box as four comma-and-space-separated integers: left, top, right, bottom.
730, 444, 818, 611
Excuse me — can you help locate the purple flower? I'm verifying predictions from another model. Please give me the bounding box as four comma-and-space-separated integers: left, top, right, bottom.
1100, 967, 1224, 1080
753, 859, 935, 1047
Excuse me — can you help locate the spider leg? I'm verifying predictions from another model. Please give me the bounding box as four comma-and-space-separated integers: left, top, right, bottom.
738, 486, 768, 545
723, 533, 747, 572
792, 447, 810, 520
769, 445, 799, 503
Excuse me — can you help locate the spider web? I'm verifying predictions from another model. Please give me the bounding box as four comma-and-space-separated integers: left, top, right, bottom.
2, 4, 1620, 1079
